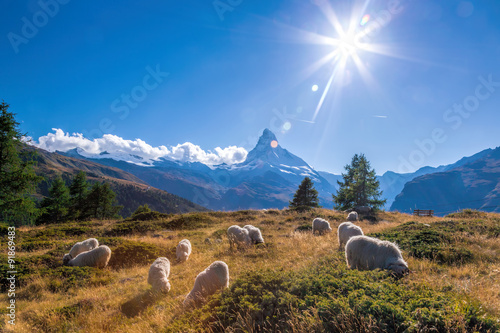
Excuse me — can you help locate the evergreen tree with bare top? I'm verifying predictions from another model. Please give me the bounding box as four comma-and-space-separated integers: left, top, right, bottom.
333, 153, 385, 211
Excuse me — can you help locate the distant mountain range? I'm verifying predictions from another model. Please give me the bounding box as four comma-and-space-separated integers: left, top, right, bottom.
42, 129, 499, 214
31, 147, 208, 217
58, 129, 336, 210
391, 147, 500, 215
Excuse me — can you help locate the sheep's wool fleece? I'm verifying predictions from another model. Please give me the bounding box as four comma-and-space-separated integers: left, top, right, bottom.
148, 257, 171, 292
176, 239, 192, 261
345, 236, 406, 271
68, 245, 111, 268
185, 261, 229, 307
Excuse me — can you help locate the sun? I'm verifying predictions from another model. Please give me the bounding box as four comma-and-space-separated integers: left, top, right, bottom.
337, 33, 361, 58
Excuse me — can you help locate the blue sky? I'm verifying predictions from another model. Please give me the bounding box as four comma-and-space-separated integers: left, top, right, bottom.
1, 0, 499, 174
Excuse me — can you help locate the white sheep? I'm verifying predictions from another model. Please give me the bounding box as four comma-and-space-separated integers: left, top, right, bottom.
176, 239, 192, 262
345, 235, 409, 277
147, 257, 171, 293
337, 222, 364, 249
243, 225, 265, 244
355, 206, 372, 214
63, 238, 99, 265
184, 261, 229, 308
227, 225, 252, 248
347, 211, 358, 221
312, 218, 332, 235
65, 245, 111, 268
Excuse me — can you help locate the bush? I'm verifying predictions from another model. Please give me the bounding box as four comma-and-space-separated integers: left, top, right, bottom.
164, 213, 214, 230
295, 224, 312, 232
17, 240, 54, 252
105, 221, 162, 236
127, 210, 171, 221
446, 209, 488, 219
107, 241, 166, 269
369, 221, 480, 265
199, 256, 498, 332
290, 205, 314, 212
45, 267, 113, 292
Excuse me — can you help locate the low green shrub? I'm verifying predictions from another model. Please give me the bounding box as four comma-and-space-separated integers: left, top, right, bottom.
126, 211, 171, 221
210, 229, 227, 240
370, 221, 476, 265
105, 221, 162, 236
45, 267, 113, 292
164, 213, 214, 230
107, 241, 165, 269
295, 224, 312, 232
17, 241, 55, 252
446, 209, 488, 219
194, 256, 499, 332
53, 298, 97, 318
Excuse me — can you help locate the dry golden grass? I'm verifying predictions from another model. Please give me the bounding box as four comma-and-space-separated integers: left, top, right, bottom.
2, 209, 499, 332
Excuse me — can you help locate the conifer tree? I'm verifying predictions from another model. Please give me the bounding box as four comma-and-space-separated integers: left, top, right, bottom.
87, 181, 122, 219
0, 102, 40, 225
38, 176, 70, 223
333, 154, 386, 211
289, 177, 321, 209
69, 171, 90, 220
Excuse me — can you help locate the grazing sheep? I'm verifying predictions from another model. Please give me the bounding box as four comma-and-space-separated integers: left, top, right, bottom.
63, 238, 99, 265
243, 225, 265, 244
176, 239, 192, 262
312, 218, 332, 235
347, 211, 358, 221
147, 257, 171, 293
345, 235, 409, 277
65, 245, 111, 268
355, 206, 372, 214
227, 225, 252, 248
337, 222, 364, 249
184, 261, 229, 308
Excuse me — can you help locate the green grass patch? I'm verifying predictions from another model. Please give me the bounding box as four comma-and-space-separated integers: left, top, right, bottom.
175, 256, 498, 332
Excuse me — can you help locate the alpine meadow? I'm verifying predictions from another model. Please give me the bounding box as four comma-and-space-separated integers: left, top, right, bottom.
2, 0, 500, 332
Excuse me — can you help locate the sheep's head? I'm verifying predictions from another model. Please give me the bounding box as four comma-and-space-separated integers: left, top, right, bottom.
387, 261, 409, 278
62, 253, 72, 266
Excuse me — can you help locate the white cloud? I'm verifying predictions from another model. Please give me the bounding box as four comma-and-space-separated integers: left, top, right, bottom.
32, 128, 248, 166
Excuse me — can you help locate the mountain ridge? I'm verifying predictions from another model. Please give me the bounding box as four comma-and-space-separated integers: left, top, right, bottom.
30, 146, 208, 217
47, 129, 498, 212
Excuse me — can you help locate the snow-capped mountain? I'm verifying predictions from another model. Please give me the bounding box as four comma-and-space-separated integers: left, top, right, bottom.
54, 128, 496, 212
58, 129, 336, 210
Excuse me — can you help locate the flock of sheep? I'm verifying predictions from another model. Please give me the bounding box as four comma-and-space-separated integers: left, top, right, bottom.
314, 213, 410, 277
60, 212, 409, 310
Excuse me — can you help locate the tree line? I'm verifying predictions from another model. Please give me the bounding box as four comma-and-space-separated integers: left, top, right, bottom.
0, 102, 121, 226
37, 171, 122, 224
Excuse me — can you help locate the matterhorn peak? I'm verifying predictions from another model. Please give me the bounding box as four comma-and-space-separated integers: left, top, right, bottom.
255, 128, 278, 148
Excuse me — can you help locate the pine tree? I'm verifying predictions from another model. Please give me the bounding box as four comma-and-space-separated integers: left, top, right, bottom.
38, 177, 70, 224
333, 154, 386, 211
87, 181, 122, 219
69, 171, 90, 220
0, 102, 40, 225
289, 177, 321, 209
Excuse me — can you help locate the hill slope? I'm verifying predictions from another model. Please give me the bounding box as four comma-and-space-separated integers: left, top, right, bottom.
391, 147, 500, 215
1, 209, 498, 332
30, 147, 208, 216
